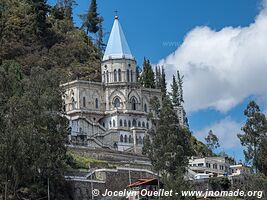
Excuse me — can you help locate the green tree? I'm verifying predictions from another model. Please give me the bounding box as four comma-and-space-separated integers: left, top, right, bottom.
177, 70, 184, 104
170, 75, 179, 106
56, 0, 76, 21
144, 97, 193, 199
145, 97, 192, 175
155, 66, 161, 88
140, 58, 155, 88
0, 62, 71, 199
80, 0, 99, 34
205, 130, 220, 152
160, 66, 167, 99
257, 137, 267, 175
238, 101, 267, 172
32, 0, 50, 36
96, 16, 106, 53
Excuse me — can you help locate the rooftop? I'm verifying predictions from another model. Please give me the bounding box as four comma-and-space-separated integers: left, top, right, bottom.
103, 16, 134, 61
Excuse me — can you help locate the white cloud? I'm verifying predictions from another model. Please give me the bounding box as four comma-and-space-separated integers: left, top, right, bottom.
194, 117, 244, 158
158, 0, 267, 113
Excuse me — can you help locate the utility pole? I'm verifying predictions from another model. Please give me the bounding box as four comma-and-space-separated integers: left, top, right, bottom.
128, 169, 131, 185
4, 181, 7, 200
47, 177, 50, 200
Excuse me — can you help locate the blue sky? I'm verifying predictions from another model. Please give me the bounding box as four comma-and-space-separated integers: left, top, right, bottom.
48, 0, 267, 161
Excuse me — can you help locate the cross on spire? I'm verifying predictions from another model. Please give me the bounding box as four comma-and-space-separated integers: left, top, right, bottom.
114, 10, 119, 19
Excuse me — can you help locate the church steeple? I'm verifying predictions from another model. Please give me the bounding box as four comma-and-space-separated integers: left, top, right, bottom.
103, 16, 134, 61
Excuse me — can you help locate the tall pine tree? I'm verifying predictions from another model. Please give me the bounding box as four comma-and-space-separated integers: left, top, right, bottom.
140, 58, 155, 88
177, 70, 184, 105
160, 66, 167, 99
80, 0, 99, 34
238, 101, 267, 172
170, 74, 179, 106
143, 97, 193, 199
96, 16, 105, 53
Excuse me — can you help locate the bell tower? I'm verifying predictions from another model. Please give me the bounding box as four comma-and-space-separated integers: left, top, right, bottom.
101, 16, 137, 84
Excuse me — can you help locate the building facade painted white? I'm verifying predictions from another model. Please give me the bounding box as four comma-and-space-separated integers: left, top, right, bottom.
61, 16, 162, 153
189, 157, 235, 177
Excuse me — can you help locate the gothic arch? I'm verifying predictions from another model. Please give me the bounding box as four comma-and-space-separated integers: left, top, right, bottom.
113, 96, 121, 108
128, 89, 141, 102
109, 90, 126, 108
130, 96, 138, 110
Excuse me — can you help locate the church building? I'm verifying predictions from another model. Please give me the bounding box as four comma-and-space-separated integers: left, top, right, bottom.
61, 16, 162, 153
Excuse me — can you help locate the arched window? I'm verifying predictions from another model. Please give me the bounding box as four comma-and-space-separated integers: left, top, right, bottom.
131, 97, 137, 110
120, 135, 123, 142
119, 119, 123, 127
129, 135, 132, 143
138, 121, 141, 127
146, 122, 149, 129
118, 69, 121, 81
103, 122, 105, 128
71, 97, 75, 109
144, 104, 147, 112
130, 70, 133, 82
95, 98, 99, 109
83, 97, 86, 107
128, 120, 131, 127
142, 122, 145, 127
127, 69, 130, 82
132, 119, 136, 127
107, 70, 109, 83
114, 69, 117, 82
124, 120, 127, 127
110, 120, 112, 127
124, 135, 128, 143
113, 119, 116, 127
113, 97, 121, 108
139, 136, 142, 144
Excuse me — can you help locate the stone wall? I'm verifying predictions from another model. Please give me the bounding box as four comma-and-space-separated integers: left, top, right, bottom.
69, 168, 157, 200
68, 146, 152, 170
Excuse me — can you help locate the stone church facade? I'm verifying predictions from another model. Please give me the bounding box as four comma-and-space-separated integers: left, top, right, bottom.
61, 16, 162, 153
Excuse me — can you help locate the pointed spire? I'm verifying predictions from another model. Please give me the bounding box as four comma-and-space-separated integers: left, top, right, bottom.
103, 16, 134, 61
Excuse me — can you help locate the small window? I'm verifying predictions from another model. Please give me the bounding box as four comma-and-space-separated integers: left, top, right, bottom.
139, 136, 142, 144
124, 120, 127, 127
124, 135, 128, 143
103, 122, 105, 127
118, 69, 121, 82
109, 121, 112, 127
83, 97, 86, 107
144, 104, 147, 112
138, 121, 141, 127
131, 97, 137, 110
120, 135, 123, 142
130, 70, 133, 82
146, 122, 149, 129
142, 122, 145, 127
71, 97, 75, 109
129, 135, 132, 143
132, 119, 136, 127
95, 98, 99, 109
127, 69, 130, 82
128, 120, 131, 127
113, 119, 116, 127
113, 97, 121, 108
114, 69, 117, 82
120, 119, 123, 127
